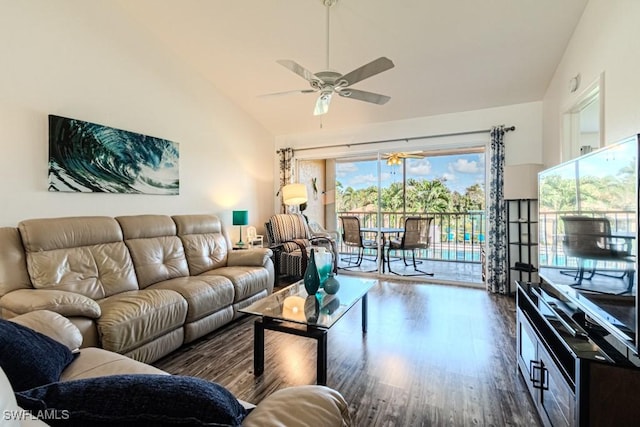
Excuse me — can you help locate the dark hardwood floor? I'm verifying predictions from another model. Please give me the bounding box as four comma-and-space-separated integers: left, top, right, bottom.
154, 279, 541, 426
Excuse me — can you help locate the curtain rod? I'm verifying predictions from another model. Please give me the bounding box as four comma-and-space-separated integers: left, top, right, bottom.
286, 125, 515, 153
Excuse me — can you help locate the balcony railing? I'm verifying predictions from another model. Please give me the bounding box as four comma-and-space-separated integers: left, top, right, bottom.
336, 210, 485, 263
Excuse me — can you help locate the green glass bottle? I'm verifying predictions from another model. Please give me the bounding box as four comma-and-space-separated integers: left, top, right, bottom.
304, 248, 321, 296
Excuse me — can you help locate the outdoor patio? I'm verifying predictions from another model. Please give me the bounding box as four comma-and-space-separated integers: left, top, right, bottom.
332, 210, 485, 286
335, 250, 483, 286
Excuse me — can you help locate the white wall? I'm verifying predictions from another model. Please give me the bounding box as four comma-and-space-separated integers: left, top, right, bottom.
276, 101, 543, 164
0, 0, 274, 236
542, 0, 640, 167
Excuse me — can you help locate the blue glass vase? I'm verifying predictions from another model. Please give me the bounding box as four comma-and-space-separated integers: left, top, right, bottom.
303, 248, 321, 296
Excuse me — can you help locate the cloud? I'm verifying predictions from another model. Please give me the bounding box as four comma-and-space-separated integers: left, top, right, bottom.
350, 173, 379, 186
406, 159, 432, 175
449, 158, 480, 174
336, 162, 358, 177
442, 172, 456, 182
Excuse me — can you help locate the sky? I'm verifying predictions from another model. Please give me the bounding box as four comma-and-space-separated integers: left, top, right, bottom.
336, 153, 485, 194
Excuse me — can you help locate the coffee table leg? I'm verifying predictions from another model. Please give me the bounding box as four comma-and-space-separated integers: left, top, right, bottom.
254, 319, 264, 377
362, 293, 368, 333
317, 330, 327, 386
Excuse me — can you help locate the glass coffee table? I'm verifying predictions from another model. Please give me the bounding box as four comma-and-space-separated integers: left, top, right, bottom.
239, 275, 376, 385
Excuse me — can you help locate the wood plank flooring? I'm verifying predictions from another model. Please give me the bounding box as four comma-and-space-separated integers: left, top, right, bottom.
154, 279, 541, 426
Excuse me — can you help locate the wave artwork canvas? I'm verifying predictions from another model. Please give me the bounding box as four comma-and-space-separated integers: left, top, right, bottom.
48, 115, 179, 195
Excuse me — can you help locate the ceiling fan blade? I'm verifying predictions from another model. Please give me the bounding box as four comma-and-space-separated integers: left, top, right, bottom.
338, 57, 394, 87
339, 88, 390, 105
313, 93, 332, 116
259, 89, 316, 98
276, 59, 321, 83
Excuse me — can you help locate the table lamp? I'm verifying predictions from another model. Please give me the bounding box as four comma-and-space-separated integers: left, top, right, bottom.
232, 210, 249, 247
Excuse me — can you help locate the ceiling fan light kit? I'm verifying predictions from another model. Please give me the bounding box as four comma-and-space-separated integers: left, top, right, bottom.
386, 154, 402, 166
385, 151, 424, 166
268, 0, 394, 116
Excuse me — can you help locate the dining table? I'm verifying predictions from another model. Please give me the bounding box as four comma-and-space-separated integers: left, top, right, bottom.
359, 226, 404, 273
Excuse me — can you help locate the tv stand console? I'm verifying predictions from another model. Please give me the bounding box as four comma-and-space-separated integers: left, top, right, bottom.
516, 280, 640, 426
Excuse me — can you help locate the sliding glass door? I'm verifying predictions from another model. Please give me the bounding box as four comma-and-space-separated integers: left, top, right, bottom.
335, 148, 486, 277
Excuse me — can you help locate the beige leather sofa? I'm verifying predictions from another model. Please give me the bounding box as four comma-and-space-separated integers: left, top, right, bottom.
0, 310, 352, 426
0, 214, 274, 364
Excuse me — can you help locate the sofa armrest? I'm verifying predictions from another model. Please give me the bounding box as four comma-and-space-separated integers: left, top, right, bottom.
227, 248, 273, 267
9, 310, 83, 351
242, 385, 352, 426
60, 347, 168, 381
0, 289, 101, 319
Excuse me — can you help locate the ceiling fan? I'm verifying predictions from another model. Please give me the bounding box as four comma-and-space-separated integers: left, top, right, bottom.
266, 0, 395, 116
384, 151, 424, 166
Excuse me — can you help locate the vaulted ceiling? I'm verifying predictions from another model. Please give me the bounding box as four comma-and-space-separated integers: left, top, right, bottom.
115, 0, 589, 136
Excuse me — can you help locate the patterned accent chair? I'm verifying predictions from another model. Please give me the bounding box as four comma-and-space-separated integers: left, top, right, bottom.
266, 214, 337, 278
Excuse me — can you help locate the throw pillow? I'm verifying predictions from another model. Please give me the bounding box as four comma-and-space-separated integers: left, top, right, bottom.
16, 374, 248, 427
0, 318, 76, 392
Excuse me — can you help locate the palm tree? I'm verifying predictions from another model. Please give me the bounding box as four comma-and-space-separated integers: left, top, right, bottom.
464, 183, 485, 210
339, 186, 357, 211
538, 174, 577, 213
381, 182, 404, 212
407, 178, 452, 213
359, 185, 379, 209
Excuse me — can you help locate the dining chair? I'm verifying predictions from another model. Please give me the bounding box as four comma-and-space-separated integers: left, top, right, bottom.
386, 217, 434, 276
561, 215, 635, 293
339, 216, 378, 271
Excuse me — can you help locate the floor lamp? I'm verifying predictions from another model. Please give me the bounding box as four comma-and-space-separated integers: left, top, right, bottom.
282, 183, 308, 213
232, 210, 249, 247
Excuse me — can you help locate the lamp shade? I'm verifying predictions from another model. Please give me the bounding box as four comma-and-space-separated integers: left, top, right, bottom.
232, 210, 249, 226
503, 164, 544, 200
282, 183, 308, 205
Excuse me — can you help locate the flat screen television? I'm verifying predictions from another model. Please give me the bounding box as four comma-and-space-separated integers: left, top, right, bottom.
538, 134, 639, 355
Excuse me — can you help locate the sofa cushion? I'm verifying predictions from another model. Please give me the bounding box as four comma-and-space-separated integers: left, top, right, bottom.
0, 319, 75, 392
124, 236, 189, 288
0, 227, 31, 297
204, 267, 270, 303
60, 348, 168, 381
117, 215, 190, 288
173, 214, 230, 275
15, 375, 248, 426
97, 290, 187, 354
19, 217, 139, 299
148, 275, 234, 323
242, 385, 351, 427
0, 366, 21, 427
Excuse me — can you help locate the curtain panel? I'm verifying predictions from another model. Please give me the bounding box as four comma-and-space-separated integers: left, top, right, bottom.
277, 148, 294, 213
487, 126, 508, 294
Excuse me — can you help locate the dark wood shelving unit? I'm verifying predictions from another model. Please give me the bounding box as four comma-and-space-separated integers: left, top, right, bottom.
507, 199, 538, 292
